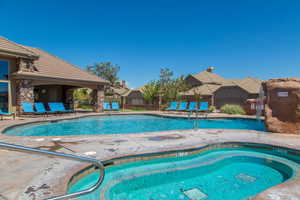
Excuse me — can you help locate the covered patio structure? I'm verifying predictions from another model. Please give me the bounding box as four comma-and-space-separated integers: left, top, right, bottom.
0, 37, 108, 115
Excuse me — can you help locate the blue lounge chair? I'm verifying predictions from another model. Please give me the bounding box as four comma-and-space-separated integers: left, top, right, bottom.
166, 102, 178, 111
34, 103, 47, 113
34, 102, 55, 115
0, 109, 15, 120
21, 102, 35, 113
187, 102, 197, 112
57, 102, 74, 113
48, 102, 73, 113
111, 102, 120, 110
103, 102, 111, 111
198, 102, 209, 112
177, 102, 188, 111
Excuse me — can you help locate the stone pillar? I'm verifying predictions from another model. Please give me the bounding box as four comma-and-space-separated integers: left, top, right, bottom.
15, 79, 34, 114
263, 78, 300, 134
91, 85, 105, 112
18, 58, 36, 72
65, 88, 75, 110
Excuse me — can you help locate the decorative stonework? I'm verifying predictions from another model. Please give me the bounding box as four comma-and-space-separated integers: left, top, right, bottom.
15, 79, 34, 114
65, 89, 75, 110
263, 78, 300, 134
91, 85, 105, 112
18, 58, 36, 72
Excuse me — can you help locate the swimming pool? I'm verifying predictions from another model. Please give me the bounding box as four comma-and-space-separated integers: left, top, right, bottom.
68, 145, 300, 200
3, 115, 266, 136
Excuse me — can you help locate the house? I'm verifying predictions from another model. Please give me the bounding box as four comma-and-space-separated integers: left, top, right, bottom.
122, 88, 146, 105
182, 67, 262, 108
0, 37, 108, 114
121, 87, 158, 110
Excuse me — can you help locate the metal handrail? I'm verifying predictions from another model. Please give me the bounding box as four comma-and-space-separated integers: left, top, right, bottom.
0, 142, 105, 200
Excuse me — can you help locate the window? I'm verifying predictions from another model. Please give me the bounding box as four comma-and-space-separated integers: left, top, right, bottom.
0, 60, 9, 80
0, 82, 9, 112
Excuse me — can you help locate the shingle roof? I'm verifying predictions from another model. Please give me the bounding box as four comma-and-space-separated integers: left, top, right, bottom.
122, 87, 143, 97
181, 84, 221, 96
112, 87, 129, 95
185, 69, 262, 95
13, 46, 108, 84
0, 37, 38, 58
232, 77, 262, 94
191, 71, 227, 84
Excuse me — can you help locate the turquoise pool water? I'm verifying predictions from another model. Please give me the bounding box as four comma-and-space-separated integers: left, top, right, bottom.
4, 115, 266, 136
68, 147, 300, 200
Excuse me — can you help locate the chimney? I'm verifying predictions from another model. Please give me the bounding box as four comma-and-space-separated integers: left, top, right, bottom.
206, 66, 214, 73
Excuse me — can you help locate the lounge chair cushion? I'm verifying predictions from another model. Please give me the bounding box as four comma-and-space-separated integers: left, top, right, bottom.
21, 102, 35, 113
103, 102, 111, 110
111, 102, 120, 110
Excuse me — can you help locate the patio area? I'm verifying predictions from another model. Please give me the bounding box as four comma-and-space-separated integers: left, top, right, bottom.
0, 112, 300, 200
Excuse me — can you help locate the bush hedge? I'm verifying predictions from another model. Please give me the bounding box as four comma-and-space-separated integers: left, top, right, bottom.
220, 104, 246, 115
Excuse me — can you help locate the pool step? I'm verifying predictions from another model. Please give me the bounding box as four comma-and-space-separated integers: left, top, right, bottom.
183, 188, 207, 200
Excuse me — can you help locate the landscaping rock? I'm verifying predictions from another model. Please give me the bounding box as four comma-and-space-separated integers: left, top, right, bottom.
263, 78, 300, 134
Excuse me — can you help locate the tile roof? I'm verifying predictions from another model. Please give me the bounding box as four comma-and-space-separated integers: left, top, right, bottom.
13, 46, 108, 84
0, 37, 38, 58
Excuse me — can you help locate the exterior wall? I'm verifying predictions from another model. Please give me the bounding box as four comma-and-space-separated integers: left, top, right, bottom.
214, 86, 249, 108
125, 91, 146, 105
185, 75, 202, 88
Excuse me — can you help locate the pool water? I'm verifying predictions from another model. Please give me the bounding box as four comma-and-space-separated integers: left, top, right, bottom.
4, 115, 266, 136
68, 148, 299, 200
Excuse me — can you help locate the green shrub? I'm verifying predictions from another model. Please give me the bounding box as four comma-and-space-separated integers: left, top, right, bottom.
208, 106, 216, 113
220, 104, 246, 115
131, 107, 146, 111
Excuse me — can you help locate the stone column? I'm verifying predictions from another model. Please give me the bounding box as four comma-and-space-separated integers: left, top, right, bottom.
65, 88, 75, 110
92, 85, 105, 112
18, 58, 36, 72
15, 79, 34, 114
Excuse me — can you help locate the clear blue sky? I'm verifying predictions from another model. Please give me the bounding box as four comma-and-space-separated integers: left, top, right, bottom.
1, 0, 300, 88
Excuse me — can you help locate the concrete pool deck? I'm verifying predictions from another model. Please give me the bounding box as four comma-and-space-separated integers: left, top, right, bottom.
0, 112, 299, 200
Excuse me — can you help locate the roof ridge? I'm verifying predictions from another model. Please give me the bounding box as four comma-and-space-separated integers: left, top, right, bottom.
23, 46, 108, 83
0, 36, 38, 57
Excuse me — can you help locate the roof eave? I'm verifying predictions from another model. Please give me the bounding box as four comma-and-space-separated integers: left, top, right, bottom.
11, 72, 109, 85
0, 49, 39, 60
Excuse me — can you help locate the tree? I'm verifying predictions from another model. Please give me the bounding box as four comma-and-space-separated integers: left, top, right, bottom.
87, 62, 120, 86
159, 68, 173, 87
74, 88, 91, 105
157, 68, 188, 102
141, 81, 159, 104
